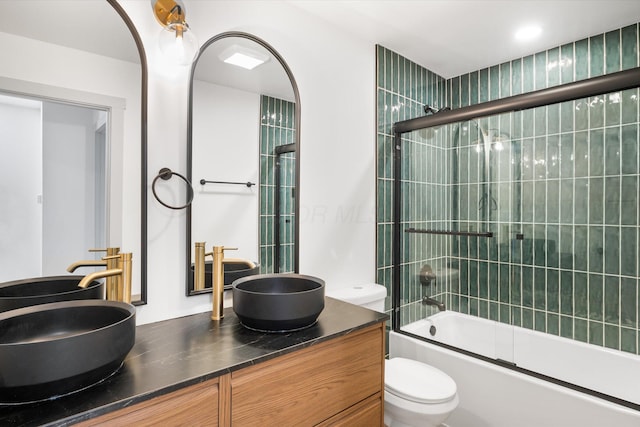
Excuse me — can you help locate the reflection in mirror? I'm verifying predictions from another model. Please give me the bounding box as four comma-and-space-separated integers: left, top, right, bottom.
187, 32, 300, 296
0, 0, 147, 303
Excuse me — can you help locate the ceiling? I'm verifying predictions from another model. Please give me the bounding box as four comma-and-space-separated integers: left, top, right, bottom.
287, 0, 640, 78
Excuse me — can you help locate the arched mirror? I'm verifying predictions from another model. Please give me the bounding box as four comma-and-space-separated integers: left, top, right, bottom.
0, 0, 147, 304
186, 32, 300, 296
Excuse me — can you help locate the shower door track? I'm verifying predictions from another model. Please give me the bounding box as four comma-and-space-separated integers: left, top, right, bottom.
390, 65, 640, 331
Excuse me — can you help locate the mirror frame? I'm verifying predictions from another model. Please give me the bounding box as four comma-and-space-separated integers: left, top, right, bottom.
186, 31, 301, 296
107, 0, 148, 304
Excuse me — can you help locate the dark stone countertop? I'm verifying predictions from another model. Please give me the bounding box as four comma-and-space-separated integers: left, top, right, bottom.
0, 297, 388, 426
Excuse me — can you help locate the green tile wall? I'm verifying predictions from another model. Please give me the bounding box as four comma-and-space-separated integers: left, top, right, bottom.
259, 95, 296, 274
376, 23, 640, 355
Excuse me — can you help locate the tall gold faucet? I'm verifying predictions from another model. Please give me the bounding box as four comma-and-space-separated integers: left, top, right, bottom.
70, 252, 133, 304
209, 246, 256, 320
193, 242, 209, 291
67, 247, 120, 299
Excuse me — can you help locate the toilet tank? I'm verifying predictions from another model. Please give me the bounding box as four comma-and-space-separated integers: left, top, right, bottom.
328, 283, 387, 312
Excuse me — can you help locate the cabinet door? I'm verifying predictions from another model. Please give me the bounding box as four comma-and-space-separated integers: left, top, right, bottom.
231, 324, 384, 426
76, 376, 228, 427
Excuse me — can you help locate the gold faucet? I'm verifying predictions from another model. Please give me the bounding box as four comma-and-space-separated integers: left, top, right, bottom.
75, 252, 133, 304
67, 247, 120, 299
209, 246, 256, 320
193, 242, 209, 291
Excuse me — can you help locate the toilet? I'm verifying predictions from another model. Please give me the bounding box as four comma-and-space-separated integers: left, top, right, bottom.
328, 284, 459, 427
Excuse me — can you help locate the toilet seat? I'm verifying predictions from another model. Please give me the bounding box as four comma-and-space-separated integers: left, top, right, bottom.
385, 358, 457, 404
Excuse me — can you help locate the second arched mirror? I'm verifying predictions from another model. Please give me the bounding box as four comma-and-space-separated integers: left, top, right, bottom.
186, 32, 300, 296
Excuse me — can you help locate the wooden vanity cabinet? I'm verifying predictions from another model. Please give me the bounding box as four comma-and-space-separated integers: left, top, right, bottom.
230, 323, 385, 426
77, 322, 384, 426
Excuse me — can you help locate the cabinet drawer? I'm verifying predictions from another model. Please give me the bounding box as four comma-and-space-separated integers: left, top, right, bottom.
77, 376, 224, 427
231, 324, 384, 426
316, 393, 383, 427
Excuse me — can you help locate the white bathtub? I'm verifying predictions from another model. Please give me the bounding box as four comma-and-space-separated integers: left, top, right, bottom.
392, 311, 640, 427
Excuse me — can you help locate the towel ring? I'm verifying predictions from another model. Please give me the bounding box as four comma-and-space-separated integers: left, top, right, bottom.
152, 167, 194, 210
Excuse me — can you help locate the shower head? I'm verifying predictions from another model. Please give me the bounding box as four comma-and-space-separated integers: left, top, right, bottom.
423, 105, 450, 115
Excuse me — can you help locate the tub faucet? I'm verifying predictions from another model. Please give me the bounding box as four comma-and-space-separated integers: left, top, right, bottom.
422, 295, 446, 311
209, 246, 256, 321
76, 253, 133, 303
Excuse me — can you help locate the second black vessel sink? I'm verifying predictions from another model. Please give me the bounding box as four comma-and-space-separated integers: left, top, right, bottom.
232, 274, 325, 333
0, 275, 103, 312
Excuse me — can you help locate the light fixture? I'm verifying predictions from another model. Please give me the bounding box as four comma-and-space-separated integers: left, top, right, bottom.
515, 25, 542, 41
219, 45, 270, 70
151, 0, 199, 66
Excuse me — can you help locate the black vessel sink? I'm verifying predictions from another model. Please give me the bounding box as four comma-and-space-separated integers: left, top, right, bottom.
189, 261, 260, 290
0, 275, 103, 313
0, 300, 135, 404
232, 274, 325, 332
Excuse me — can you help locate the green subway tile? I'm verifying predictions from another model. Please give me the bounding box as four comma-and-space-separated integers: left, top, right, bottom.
470, 71, 479, 105
376, 46, 383, 86
547, 47, 560, 87
512, 306, 522, 327
547, 313, 560, 335
522, 55, 534, 92
499, 264, 510, 303
560, 315, 573, 338
461, 73, 469, 107
620, 278, 637, 328
534, 268, 546, 310
511, 58, 522, 95
560, 133, 574, 178
621, 24, 639, 70
522, 308, 534, 329
500, 62, 511, 97
534, 107, 547, 136
398, 56, 406, 96
574, 273, 588, 318
535, 51, 547, 90
574, 179, 588, 224
604, 275, 620, 323
479, 68, 489, 103
534, 310, 546, 332
547, 225, 559, 268
560, 101, 574, 133
547, 134, 560, 178
589, 321, 604, 346
575, 99, 589, 131
548, 103, 560, 135
500, 304, 511, 324
547, 269, 560, 313
621, 328, 637, 354
533, 225, 546, 266
604, 324, 619, 350
622, 125, 638, 174
621, 177, 638, 226
522, 266, 533, 308
604, 227, 620, 275
479, 300, 489, 319
588, 274, 603, 321
622, 89, 639, 125
588, 225, 603, 273
489, 65, 500, 100
590, 34, 605, 77
511, 265, 522, 305
589, 178, 604, 224
604, 177, 620, 225
589, 96, 605, 128
574, 131, 588, 177
574, 226, 588, 270
575, 318, 588, 342
605, 128, 621, 175
391, 51, 398, 93
605, 92, 621, 126
605, 29, 621, 73
451, 76, 460, 109
621, 229, 637, 277
534, 181, 545, 223
560, 43, 575, 84
575, 38, 589, 80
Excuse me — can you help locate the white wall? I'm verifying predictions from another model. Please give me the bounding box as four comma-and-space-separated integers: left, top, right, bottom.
117, 0, 377, 323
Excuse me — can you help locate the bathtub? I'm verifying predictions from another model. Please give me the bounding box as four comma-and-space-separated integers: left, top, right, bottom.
391, 311, 640, 427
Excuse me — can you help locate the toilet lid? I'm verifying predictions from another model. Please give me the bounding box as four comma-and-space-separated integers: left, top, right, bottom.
385, 358, 457, 404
